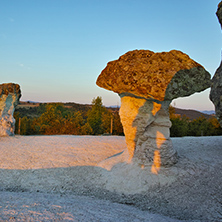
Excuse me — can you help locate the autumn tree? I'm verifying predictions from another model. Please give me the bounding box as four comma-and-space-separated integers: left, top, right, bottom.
101, 110, 113, 134
34, 103, 85, 135
81, 122, 93, 135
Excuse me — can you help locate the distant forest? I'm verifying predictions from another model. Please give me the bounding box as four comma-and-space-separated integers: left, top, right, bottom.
14, 97, 222, 137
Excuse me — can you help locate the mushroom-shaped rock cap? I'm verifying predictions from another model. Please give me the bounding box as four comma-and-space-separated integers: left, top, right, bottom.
96, 50, 211, 101
0, 83, 21, 102
0, 83, 21, 96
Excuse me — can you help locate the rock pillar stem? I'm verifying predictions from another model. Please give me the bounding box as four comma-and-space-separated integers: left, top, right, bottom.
119, 96, 178, 168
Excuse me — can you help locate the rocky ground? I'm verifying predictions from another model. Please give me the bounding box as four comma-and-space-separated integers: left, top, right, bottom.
0, 135, 221, 221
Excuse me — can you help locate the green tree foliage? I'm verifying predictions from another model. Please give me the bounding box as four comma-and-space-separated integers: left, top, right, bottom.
187, 116, 222, 136
87, 97, 106, 135
14, 98, 124, 136
86, 97, 124, 135
169, 105, 222, 137
112, 111, 124, 135
14, 113, 36, 135
14, 100, 221, 137
81, 122, 93, 135
169, 105, 189, 137
35, 103, 85, 135
170, 117, 189, 137
101, 110, 113, 134
14, 103, 86, 135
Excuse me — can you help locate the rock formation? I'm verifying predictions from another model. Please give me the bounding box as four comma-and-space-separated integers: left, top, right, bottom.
0, 83, 21, 136
97, 50, 211, 172
210, 2, 222, 126
216, 1, 222, 28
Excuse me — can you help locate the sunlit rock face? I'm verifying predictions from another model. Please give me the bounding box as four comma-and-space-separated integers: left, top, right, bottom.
97, 50, 211, 170
0, 83, 21, 136
97, 50, 210, 101
210, 2, 222, 126
119, 96, 177, 171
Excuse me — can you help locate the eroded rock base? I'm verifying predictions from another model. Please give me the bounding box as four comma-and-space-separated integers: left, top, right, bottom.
118, 96, 178, 171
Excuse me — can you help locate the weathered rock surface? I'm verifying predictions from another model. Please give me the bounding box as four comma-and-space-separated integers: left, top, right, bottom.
216, 1, 222, 28
97, 50, 211, 171
210, 2, 222, 126
97, 50, 211, 101
0, 83, 21, 136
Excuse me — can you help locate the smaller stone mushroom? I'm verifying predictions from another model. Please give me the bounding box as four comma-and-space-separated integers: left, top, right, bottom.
0, 83, 21, 136
97, 50, 211, 172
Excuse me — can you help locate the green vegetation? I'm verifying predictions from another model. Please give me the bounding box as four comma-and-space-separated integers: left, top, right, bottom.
14, 97, 124, 136
169, 106, 222, 137
14, 99, 222, 137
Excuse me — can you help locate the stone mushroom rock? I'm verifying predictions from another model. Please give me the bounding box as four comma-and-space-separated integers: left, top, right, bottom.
210, 1, 222, 126
97, 50, 211, 172
0, 83, 21, 136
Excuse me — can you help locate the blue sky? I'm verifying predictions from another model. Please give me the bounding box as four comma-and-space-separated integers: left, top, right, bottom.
0, 0, 221, 110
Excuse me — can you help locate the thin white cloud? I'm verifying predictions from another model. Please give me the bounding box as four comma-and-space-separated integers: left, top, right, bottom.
18, 63, 31, 70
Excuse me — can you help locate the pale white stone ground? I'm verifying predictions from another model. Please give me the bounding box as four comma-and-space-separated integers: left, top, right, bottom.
0, 135, 221, 221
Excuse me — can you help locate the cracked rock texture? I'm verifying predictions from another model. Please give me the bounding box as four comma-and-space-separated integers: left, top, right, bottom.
0, 83, 21, 136
97, 50, 211, 169
210, 1, 222, 126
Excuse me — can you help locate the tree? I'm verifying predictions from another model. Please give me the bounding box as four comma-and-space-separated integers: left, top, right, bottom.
37, 103, 65, 134
112, 111, 124, 135
20, 116, 34, 135
169, 105, 188, 137
87, 96, 106, 135
34, 103, 85, 135
170, 116, 189, 137
208, 117, 222, 135
101, 110, 113, 134
188, 116, 214, 136
81, 122, 93, 135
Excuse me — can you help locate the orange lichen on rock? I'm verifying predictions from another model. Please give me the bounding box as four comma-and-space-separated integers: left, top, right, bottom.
96, 50, 210, 101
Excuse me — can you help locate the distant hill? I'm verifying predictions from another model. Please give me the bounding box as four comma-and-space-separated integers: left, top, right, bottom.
174, 108, 214, 120
200, 110, 215, 115
18, 101, 92, 111
63, 102, 92, 113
